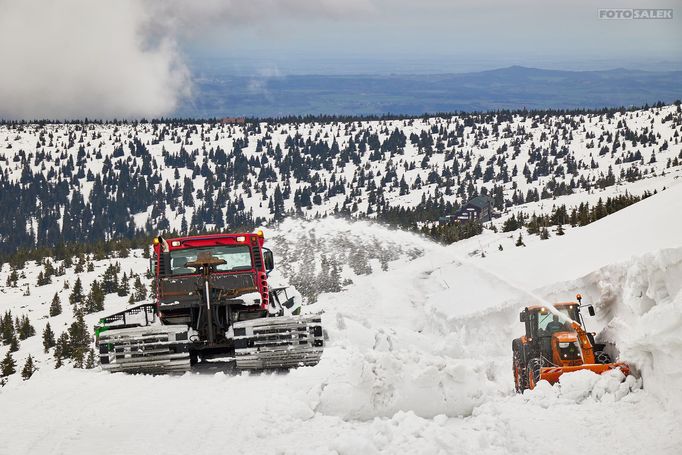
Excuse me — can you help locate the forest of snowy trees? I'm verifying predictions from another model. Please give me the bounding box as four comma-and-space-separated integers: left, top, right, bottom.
1, 102, 681, 265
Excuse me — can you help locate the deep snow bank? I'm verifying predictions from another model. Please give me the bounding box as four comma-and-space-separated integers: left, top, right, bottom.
309, 246, 682, 423
306, 185, 682, 421
472, 180, 682, 291
538, 247, 682, 406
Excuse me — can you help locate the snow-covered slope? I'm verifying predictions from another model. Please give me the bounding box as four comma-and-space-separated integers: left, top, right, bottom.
0, 181, 681, 453
455, 176, 682, 290
1, 104, 681, 255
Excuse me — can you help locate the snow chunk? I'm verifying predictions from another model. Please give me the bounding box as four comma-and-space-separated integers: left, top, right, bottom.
313, 346, 500, 420
526, 369, 642, 405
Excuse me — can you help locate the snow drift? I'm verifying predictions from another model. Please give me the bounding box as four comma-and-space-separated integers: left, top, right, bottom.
0, 182, 681, 454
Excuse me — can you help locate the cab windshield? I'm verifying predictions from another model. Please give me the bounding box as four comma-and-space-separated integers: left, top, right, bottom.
170, 245, 252, 275
536, 306, 578, 335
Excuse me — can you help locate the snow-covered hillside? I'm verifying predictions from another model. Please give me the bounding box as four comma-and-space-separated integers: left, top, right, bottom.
1, 104, 681, 255
0, 178, 680, 454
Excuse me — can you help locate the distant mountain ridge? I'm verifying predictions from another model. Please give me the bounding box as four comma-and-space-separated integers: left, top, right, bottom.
180, 66, 682, 118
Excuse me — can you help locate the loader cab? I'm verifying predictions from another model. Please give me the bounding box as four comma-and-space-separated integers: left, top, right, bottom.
151, 232, 273, 327
520, 303, 581, 359
536, 304, 579, 334
520, 303, 580, 334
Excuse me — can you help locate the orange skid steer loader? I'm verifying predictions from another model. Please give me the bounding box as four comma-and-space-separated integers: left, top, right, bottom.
512, 295, 630, 392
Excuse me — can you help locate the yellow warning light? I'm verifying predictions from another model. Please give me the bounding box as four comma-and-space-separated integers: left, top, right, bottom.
257, 229, 264, 237
153, 237, 160, 245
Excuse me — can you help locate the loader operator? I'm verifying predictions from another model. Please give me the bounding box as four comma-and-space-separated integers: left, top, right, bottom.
546, 315, 566, 333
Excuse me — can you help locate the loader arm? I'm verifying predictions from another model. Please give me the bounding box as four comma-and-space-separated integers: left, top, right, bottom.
571, 320, 595, 364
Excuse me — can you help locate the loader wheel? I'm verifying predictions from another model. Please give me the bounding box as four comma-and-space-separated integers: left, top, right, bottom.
594, 350, 612, 365
513, 350, 527, 393
527, 358, 543, 390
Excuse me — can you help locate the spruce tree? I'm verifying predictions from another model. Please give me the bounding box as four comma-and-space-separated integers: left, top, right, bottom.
73, 349, 85, 368
54, 332, 71, 367
133, 276, 147, 302
1, 351, 16, 377
43, 259, 55, 278
101, 264, 119, 294
9, 335, 19, 352
68, 311, 90, 368
43, 322, 56, 352
503, 214, 519, 232
85, 348, 96, 369
515, 232, 525, 247
1, 311, 14, 344
37, 271, 51, 286
74, 255, 85, 273
17, 316, 35, 340
85, 280, 105, 313
118, 273, 130, 296
526, 216, 540, 235
21, 355, 36, 380
49, 293, 62, 316
69, 277, 85, 310
6, 269, 18, 287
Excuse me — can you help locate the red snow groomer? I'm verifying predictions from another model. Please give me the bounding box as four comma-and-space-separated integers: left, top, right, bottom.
512, 295, 630, 392
95, 231, 323, 373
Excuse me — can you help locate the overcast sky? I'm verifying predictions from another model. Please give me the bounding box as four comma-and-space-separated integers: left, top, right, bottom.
0, 0, 680, 119
186, 0, 682, 71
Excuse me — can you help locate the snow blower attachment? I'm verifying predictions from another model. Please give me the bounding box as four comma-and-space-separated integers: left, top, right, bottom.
95, 232, 324, 374
512, 294, 630, 392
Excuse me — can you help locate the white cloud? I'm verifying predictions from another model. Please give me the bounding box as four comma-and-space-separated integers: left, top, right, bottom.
0, 0, 375, 120
0, 0, 188, 120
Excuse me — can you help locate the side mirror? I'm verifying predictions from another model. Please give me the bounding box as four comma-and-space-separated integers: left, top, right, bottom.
263, 248, 274, 273
519, 311, 526, 323
588, 305, 595, 316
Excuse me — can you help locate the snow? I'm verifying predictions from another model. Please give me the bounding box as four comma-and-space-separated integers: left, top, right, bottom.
1, 182, 682, 453
1, 104, 681, 238
471, 182, 682, 291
